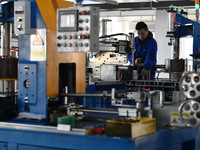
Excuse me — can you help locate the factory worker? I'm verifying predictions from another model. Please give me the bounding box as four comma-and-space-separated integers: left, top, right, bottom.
129, 21, 157, 79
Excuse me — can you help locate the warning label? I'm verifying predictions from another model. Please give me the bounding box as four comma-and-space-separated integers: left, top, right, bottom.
172, 118, 177, 124
170, 112, 189, 126
33, 32, 44, 45
30, 29, 46, 61
31, 49, 46, 58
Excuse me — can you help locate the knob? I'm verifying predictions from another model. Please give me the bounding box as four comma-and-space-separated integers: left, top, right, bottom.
57, 43, 61, 47
17, 17, 22, 22
17, 24, 22, 31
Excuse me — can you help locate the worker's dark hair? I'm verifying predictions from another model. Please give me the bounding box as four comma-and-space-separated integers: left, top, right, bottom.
135, 22, 148, 31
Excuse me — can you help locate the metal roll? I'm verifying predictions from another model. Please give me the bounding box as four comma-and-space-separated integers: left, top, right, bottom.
178, 100, 200, 126
179, 72, 200, 99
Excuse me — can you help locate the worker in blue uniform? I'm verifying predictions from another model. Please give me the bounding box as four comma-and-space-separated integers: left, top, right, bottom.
129, 21, 157, 79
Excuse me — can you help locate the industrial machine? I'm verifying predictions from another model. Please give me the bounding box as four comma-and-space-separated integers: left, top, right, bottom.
0, 0, 199, 150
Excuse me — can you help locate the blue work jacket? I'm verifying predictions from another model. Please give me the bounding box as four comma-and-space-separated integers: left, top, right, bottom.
129, 32, 157, 79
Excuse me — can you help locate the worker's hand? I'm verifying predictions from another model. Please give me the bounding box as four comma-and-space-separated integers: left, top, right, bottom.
140, 69, 147, 77
135, 58, 143, 64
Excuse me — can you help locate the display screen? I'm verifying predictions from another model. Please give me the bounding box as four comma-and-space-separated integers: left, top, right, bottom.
60, 14, 75, 28
58, 10, 78, 32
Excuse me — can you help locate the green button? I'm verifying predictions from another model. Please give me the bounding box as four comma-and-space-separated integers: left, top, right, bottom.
79, 43, 83, 47
84, 19, 89, 23
63, 35, 67, 39
84, 43, 89, 47
63, 43, 67, 47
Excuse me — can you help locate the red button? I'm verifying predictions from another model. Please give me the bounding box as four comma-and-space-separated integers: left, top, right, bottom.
82, 10, 89, 15
82, 10, 87, 15
82, 34, 87, 39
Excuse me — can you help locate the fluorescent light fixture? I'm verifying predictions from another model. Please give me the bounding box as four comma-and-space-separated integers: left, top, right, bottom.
1, 0, 8, 5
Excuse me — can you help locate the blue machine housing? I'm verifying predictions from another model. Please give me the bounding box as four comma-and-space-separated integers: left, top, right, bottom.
167, 13, 200, 56
17, 0, 47, 124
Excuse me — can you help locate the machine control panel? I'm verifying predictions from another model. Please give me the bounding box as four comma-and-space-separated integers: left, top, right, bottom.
57, 6, 99, 52
14, 1, 31, 34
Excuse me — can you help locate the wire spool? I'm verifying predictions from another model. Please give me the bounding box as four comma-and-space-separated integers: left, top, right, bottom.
179, 72, 200, 99
178, 100, 200, 126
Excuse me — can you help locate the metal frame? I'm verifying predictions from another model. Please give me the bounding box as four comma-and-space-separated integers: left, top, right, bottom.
83, 1, 195, 11
0, 123, 199, 150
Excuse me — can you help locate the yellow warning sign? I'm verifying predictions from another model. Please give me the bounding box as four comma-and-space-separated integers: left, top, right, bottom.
33, 32, 44, 45
31, 49, 45, 58
172, 118, 177, 124
171, 112, 189, 117
171, 112, 179, 116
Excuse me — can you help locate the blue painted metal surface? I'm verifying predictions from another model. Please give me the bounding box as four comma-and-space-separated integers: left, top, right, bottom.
18, 34, 47, 121
166, 14, 200, 56
82, 83, 126, 108
76, 0, 83, 2
0, 1, 14, 22
17, 0, 47, 123
0, 126, 199, 150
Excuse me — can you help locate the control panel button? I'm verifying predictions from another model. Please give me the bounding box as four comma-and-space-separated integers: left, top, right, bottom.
63, 35, 67, 39
73, 35, 77, 39
82, 34, 89, 39
81, 10, 90, 15
84, 19, 89, 23
79, 43, 83, 47
68, 43, 72, 47
79, 27, 83, 31
67, 35, 72, 39
73, 43, 77, 47
57, 36, 62, 40
63, 43, 67, 47
78, 35, 82, 39
57, 43, 61, 47
79, 19, 83, 23
84, 43, 89, 47
84, 27, 89, 31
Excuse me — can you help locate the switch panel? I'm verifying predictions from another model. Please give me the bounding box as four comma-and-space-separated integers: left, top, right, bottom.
57, 6, 99, 52
14, 1, 31, 34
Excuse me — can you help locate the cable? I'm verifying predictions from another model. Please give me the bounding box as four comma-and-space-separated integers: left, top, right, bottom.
119, 71, 123, 82
100, 33, 131, 46
173, 13, 181, 25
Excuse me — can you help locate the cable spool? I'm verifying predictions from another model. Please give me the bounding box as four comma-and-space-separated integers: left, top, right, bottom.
179, 72, 200, 99
178, 100, 200, 126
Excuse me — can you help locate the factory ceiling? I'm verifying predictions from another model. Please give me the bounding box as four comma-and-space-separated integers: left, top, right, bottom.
82, 0, 195, 11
